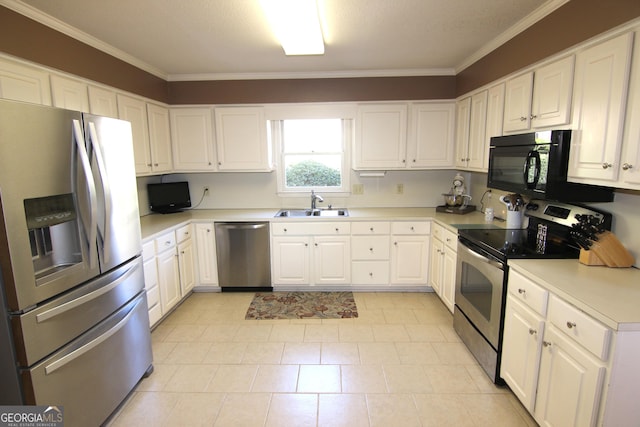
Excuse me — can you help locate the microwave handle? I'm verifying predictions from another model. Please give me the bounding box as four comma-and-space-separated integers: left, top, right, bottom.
524, 150, 541, 189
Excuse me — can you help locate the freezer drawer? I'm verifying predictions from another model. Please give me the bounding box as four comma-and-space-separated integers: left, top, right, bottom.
12, 256, 146, 366
21, 292, 153, 427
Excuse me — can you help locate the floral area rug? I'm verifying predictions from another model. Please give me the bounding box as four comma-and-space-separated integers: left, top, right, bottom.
245, 291, 358, 320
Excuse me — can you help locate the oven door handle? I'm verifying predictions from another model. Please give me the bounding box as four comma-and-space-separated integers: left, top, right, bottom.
459, 242, 504, 271
523, 150, 541, 189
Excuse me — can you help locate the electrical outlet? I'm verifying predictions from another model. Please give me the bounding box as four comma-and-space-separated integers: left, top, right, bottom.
352, 184, 364, 195
396, 184, 404, 194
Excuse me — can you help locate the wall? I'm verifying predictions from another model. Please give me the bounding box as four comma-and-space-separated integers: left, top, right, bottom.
137, 169, 458, 215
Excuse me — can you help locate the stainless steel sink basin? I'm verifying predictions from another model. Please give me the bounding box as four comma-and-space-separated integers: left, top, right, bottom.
275, 208, 348, 217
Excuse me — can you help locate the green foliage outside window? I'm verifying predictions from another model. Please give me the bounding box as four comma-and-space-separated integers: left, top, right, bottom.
285, 160, 341, 187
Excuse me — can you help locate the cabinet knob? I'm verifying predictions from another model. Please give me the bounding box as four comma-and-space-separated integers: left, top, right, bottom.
147, 163, 152, 167
369, 247, 374, 252
165, 241, 171, 246
528, 328, 537, 335
218, 162, 222, 165
315, 243, 318, 247
304, 243, 308, 247
369, 272, 373, 277
410, 226, 415, 231
207, 229, 211, 233
518, 288, 526, 295
520, 116, 527, 121
284, 228, 288, 232
394, 242, 398, 246
370, 227, 374, 232
602, 162, 613, 169
402, 159, 406, 163
412, 159, 416, 163
566, 321, 577, 329
622, 163, 633, 170
530, 114, 537, 120
208, 162, 212, 165
335, 228, 339, 232
542, 341, 552, 348
154, 163, 159, 166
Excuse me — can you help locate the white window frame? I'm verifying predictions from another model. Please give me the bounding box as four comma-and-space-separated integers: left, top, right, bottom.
266, 104, 355, 197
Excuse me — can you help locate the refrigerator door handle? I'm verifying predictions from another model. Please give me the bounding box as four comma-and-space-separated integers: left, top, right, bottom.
44, 298, 138, 375
72, 120, 98, 269
35, 263, 137, 323
87, 122, 112, 264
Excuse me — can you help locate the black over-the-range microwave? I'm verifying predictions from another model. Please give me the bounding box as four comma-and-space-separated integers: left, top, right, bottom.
487, 130, 614, 202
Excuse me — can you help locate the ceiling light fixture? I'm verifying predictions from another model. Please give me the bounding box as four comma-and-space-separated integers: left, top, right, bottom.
260, 0, 325, 56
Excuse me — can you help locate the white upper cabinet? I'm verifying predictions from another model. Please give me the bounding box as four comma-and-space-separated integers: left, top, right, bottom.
0, 58, 51, 105
146, 103, 173, 174
619, 30, 640, 189
170, 107, 216, 172
503, 56, 574, 133
214, 106, 271, 171
485, 83, 505, 169
467, 90, 488, 170
454, 97, 471, 168
407, 102, 455, 168
568, 32, 634, 183
50, 74, 89, 112
117, 94, 152, 175
354, 103, 408, 169
88, 86, 118, 118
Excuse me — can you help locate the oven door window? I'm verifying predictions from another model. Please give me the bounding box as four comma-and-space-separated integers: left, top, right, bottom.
459, 263, 494, 322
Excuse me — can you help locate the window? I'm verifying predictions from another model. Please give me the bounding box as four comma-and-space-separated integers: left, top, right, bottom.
271, 118, 351, 194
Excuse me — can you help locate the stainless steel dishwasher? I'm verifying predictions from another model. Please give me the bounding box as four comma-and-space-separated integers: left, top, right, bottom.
214, 222, 272, 291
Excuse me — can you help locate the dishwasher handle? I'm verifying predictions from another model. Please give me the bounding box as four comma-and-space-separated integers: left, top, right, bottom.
215, 222, 268, 230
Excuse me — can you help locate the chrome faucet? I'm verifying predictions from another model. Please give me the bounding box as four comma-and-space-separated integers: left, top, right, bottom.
311, 190, 324, 210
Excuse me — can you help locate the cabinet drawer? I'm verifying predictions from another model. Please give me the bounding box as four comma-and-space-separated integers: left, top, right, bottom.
391, 221, 431, 235
442, 228, 458, 251
142, 240, 155, 259
352, 236, 390, 260
271, 222, 350, 235
154, 230, 176, 253
548, 295, 611, 361
352, 261, 390, 285
508, 270, 549, 316
351, 221, 391, 235
432, 223, 445, 240
176, 224, 192, 243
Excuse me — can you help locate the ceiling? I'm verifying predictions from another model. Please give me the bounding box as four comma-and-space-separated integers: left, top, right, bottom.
11, 0, 558, 81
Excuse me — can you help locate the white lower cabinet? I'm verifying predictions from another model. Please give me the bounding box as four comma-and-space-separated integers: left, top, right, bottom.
156, 241, 181, 314
351, 221, 391, 286
428, 223, 456, 312
142, 241, 162, 327
390, 221, 430, 285
502, 268, 617, 427
194, 222, 219, 288
271, 222, 350, 286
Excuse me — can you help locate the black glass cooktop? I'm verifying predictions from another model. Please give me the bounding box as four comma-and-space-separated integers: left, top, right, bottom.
458, 227, 580, 260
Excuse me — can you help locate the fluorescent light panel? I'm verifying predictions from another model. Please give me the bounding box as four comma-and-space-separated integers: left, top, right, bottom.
260, 0, 325, 55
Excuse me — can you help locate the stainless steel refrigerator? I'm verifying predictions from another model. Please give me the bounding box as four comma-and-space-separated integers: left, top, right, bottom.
0, 100, 153, 426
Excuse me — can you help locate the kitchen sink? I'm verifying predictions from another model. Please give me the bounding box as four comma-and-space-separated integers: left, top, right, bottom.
275, 208, 349, 217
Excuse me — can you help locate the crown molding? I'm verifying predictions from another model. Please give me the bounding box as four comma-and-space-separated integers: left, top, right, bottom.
1, 0, 168, 79
455, 0, 570, 73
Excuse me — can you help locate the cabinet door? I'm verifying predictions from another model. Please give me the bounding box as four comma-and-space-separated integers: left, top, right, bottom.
440, 245, 456, 313
50, 75, 89, 112
503, 72, 533, 133
178, 239, 195, 295
454, 97, 471, 168
467, 91, 488, 170
501, 296, 544, 412
485, 83, 505, 170
117, 94, 151, 175
390, 236, 429, 285
408, 102, 455, 168
0, 59, 51, 105
143, 257, 162, 326
156, 248, 181, 312
271, 236, 310, 285
214, 106, 271, 171
620, 33, 640, 189
170, 108, 216, 171
194, 223, 218, 286
313, 236, 351, 285
568, 33, 633, 183
428, 236, 444, 295
535, 325, 606, 427
531, 56, 574, 128
88, 86, 118, 118
147, 103, 173, 173
354, 104, 407, 169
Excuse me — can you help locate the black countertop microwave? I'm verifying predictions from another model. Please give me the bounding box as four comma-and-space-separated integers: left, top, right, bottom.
487, 130, 614, 202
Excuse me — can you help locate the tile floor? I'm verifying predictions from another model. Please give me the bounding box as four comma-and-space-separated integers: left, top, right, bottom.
106, 292, 537, 427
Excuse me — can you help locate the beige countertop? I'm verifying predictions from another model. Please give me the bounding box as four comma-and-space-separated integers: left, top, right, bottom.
139, 207, 500, 239
509, 259, 640, 331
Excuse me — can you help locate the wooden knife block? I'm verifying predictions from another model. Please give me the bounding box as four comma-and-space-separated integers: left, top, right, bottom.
578, 231, 635, 267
